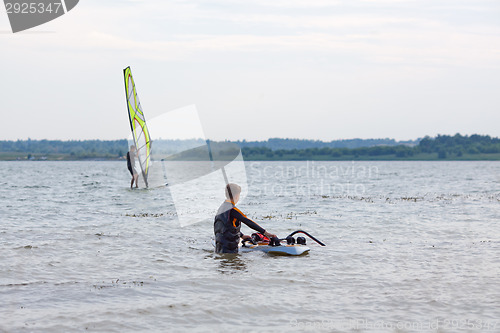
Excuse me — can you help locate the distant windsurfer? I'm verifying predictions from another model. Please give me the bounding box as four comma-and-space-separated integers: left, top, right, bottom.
127, 145, 139, 188
214, 183, 276, 254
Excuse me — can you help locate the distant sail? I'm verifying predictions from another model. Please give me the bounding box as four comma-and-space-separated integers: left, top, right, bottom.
123, 67, 151, 188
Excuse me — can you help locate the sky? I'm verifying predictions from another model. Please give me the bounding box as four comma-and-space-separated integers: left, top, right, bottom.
1, 0, 500, 141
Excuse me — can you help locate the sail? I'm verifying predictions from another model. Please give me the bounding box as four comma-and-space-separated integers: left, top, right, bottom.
123, 66, 151, 188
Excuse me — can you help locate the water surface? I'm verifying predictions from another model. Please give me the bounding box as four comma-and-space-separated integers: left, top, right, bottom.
0, 161, 499, 332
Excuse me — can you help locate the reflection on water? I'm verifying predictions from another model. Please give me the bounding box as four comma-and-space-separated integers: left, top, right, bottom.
213, 253, 248, 274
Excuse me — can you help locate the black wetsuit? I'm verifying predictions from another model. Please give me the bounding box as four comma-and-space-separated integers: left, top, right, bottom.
214, 201, 266, 254
126, 152, 137, 176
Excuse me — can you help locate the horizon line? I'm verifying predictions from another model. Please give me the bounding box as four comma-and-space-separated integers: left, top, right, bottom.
1, 133, 499, 142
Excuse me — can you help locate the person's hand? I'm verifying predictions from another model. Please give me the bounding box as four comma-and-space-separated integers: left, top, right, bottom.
264, 231, 277, 239
241, 235, 252, 241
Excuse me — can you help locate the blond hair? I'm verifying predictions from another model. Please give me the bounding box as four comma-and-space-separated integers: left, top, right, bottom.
225, 183, 241, 200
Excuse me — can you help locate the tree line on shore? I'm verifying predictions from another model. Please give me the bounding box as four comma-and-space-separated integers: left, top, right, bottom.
0, 139, 127, 159
235, 137, 419, 150
242, 134, 500, 160
0, 134, 499, 160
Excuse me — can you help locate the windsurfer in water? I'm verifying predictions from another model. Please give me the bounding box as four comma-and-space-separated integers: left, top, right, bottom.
126, 145, 139, 188
214, 183, 276, 254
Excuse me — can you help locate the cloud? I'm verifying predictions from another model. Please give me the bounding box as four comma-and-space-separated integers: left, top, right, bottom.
56, 0, 500, 70
6, 0, 495, 62
1, 0, 500, 140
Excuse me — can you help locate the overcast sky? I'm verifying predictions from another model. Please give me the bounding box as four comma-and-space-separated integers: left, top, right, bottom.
1, 0, 499, 141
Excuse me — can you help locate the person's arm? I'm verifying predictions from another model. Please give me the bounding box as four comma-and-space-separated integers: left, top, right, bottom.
231, 208, 266, 234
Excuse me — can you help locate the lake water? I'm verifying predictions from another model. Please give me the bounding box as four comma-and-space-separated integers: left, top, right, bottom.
0, 161, 499, 332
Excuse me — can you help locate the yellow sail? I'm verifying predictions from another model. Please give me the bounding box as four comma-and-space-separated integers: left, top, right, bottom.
123, 67, 151, 187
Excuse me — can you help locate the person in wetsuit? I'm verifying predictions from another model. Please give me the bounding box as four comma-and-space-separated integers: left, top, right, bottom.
126, 145, 139, 188
214, 183, 276, 254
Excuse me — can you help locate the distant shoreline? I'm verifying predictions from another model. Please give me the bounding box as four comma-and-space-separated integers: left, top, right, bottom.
2, 154, 499, 162
1, 134, 499, 161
